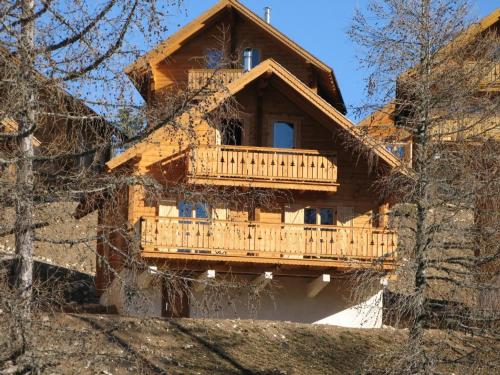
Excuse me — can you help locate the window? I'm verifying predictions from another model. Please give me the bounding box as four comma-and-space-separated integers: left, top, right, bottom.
304, 207, 336, 226
194, 202, 209, 219
273, 122, 294, 148
251, 48, 260, 68
386, 143, 406, 159
304, 208, 317, 225
206, 49, 224, 69
319, 208, 334, 225
178, 200, 194, 218
178, 201, 210, 220
221, 119, 243, 146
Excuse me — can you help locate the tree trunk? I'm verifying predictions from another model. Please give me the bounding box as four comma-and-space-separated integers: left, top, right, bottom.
408, 1, 432, 372
15, 0, 36, 323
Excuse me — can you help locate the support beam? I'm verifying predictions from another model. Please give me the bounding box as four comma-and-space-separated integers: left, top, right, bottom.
256, 92, 264, 145
193, 270, 216, 293
228, 8, 238, 64
306, 274, 330, 298
307, 62, 318, 93
252, 272, 273, 291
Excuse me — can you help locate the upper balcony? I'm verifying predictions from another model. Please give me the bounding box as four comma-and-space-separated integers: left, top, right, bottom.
140, 216, 397, 269
188, 69, 244, 92
464, 62, 499, 92
186, 145, 339, 192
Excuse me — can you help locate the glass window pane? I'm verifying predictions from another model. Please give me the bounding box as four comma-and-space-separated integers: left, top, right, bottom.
320, 208, 334, 225
304, 208, 317, 225
273, 122, 294, 148
178, 200, 193, 218
206, 49, 223, 69
251, 48, 260, 68
195, 202, 209, 219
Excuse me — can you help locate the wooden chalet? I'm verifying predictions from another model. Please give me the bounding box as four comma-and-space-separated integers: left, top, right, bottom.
99, 0, 401, 323
0, 47, 111, 178
359, 8, 500, 155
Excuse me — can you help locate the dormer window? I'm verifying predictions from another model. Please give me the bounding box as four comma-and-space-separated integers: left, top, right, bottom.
206, 49, 224, 69
243, 48, 261, 71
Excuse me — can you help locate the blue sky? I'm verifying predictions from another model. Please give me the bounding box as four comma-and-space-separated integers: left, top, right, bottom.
160, 0, 498, 121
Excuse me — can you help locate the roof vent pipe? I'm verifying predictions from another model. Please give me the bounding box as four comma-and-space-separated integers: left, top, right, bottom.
243, 48, 253, 72
264, 7, 271, 24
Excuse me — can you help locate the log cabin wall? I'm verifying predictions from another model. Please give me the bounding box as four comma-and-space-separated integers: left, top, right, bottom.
151, 10, 320, 102
126, 78, 385, 230
231, 81, 382, 227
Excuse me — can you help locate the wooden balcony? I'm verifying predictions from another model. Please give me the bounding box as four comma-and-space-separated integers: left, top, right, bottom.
187, 145, 339, 192
465, 62, 500, 91
188, 69, 244, 91
140, 217, 397, 269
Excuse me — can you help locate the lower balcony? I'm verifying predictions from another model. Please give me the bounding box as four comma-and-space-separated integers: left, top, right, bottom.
187, 145, 339, 192
140, 217, 397, 269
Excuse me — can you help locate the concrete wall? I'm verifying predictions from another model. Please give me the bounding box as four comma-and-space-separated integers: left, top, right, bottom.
101, 271, 383, 328
100, 269, 162, 318
190, 275, 383, 328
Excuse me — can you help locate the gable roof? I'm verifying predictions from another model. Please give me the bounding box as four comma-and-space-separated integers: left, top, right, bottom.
107, 59, 401, 171
125, 0, 345, 113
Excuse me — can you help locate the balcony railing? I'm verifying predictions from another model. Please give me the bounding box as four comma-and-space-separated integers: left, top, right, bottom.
187, 145, 338, 192
464, 62, 500, 91
140, 217, 397, 267
188, 69, 244, 91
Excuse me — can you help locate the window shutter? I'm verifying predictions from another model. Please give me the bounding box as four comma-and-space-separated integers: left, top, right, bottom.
284, 206, 304, 224
213, 206, 228, 221
159, 200, 178, 217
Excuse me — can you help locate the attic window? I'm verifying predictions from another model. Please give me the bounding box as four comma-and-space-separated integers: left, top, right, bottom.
206, 49, 224, 69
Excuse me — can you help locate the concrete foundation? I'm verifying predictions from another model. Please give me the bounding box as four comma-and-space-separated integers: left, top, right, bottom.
191, 275, 383, 328
100, 269, 162, 317
100, 270, 383, 328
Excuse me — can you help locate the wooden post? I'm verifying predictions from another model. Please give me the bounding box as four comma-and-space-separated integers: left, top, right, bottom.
307, 62, 318, 93
378, 203, 390, 228
193, 270, 216, 292
252, 272, 273, 291
306, 274, 330, 298
256, 93, 264, 145
228, 7, 237, 65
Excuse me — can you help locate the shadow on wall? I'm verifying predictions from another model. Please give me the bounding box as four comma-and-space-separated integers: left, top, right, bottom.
191, 275, 383, 327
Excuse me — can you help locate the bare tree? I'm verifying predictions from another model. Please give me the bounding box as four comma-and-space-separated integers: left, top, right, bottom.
0, 1, 278, 372
349, 0, 499, 373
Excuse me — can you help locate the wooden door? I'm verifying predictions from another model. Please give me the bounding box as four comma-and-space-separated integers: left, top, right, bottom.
162, 280, 190, 318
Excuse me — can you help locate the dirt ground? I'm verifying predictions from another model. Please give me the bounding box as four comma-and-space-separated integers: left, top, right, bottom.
0, 312, 494, 375
0, 201, 97, 275
6, 313, 406, 375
